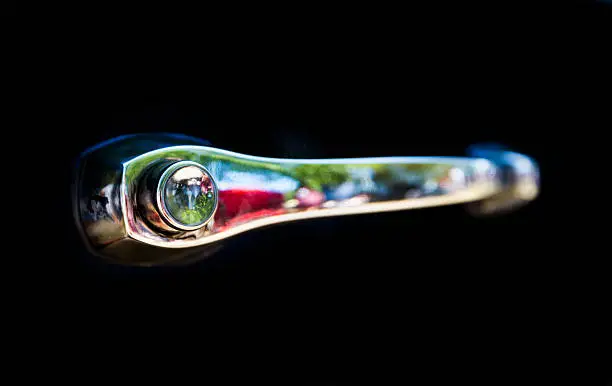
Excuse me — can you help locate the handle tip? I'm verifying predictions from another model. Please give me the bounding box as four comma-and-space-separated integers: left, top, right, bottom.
467, 144, 540, 215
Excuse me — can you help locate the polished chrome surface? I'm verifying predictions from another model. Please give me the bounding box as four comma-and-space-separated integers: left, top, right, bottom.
467, 145, 540, 215
73, 134, 539, 266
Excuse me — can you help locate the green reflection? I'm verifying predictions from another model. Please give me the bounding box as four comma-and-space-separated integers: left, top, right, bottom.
290, 164, 351, 191
165, 188, 216, 226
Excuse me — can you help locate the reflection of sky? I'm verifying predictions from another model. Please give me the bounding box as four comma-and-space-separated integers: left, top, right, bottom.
473, 159, 494, 176
349, 168, 377, 193
171, 166, 204, 181
218, 170, 299, 193
328, 181, 358, 200
502, 153, 535, 175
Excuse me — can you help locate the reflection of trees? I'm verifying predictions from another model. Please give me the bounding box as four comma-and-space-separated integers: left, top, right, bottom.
166, 191, 216, 225
290, 163, 454, 193
290, 164, 351, 191
374, 163, 452, 184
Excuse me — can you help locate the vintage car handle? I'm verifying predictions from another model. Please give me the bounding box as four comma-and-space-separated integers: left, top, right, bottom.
73, 133, 539, 266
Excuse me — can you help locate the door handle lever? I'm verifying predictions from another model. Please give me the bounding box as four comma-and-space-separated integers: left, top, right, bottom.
73, 133, 539, 266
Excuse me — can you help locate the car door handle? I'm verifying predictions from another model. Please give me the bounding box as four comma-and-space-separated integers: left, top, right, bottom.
73, 133, 539, 266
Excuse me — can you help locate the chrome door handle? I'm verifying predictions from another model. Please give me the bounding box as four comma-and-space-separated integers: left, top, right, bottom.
73, 133, 539, 266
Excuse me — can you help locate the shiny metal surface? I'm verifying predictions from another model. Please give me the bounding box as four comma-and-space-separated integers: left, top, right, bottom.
73, 133, 539, 266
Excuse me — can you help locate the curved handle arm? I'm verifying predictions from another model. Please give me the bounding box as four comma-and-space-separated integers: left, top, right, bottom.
73, 134, 539, 265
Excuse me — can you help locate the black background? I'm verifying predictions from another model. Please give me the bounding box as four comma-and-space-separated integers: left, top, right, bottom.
18, 1, 611, 384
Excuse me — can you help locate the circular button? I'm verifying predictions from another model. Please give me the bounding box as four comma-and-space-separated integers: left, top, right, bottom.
157, 161, 218, 231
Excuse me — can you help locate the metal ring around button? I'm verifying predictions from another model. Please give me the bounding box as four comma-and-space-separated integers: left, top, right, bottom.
155, 161, 219, 231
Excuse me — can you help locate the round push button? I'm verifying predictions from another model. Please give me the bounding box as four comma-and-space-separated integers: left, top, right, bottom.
157, 161, 218, 231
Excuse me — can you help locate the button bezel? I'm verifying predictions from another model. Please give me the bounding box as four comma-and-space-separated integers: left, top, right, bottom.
156, 160, 219, 231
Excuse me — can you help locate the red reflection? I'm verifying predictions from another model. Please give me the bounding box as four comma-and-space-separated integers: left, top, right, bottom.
215, 189, 285, 227
200, 178, 214, 194
295, 187, 325, 207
